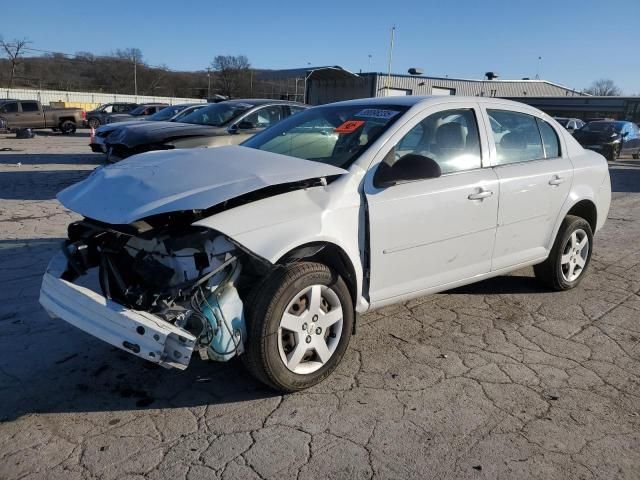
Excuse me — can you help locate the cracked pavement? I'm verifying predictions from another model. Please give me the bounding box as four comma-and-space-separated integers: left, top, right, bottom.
1, 131, 639, 479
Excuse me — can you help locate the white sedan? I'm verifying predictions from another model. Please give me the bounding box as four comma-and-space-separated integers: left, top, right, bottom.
41, 96, 611, 391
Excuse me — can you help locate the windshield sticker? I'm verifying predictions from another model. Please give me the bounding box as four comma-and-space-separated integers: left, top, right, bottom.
335, 120, 366, 133
354, 109, 400, 120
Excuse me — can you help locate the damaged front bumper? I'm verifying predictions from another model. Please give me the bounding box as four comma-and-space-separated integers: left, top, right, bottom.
40, 251, 197, 370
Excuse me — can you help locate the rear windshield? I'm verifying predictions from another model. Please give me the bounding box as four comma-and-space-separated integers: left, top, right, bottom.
242, 104, 408, 168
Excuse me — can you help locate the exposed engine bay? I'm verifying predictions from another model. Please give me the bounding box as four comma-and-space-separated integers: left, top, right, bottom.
59, 214, 270, 363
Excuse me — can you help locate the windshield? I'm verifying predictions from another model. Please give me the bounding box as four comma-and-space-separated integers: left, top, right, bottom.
242, 104, 408, 168
581, 121, 623, 133
147, 105, 188, 121
178, 102, 254, 126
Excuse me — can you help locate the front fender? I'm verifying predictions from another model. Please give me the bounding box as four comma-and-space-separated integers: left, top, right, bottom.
193, 184, 368, 311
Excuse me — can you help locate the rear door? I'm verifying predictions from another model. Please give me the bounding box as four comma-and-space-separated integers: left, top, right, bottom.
482, 105, 573, 270
365, 103, 500, 303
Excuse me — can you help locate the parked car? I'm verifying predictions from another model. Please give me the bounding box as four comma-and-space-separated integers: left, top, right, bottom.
40, 96, 611, 391
89, 103, 207, 153
0, 99, 85, 134
553, 117, 585, 133
104, 103, 168, 125
86, 103, 138, 129
98, 99, 307, 160
573, 120, 640, 160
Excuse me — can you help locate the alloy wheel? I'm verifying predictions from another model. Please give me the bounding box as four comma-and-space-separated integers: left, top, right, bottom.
277, 284, 343, 375
560, 228, 589, 282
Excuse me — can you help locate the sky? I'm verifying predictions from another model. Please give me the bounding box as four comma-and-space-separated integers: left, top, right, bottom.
2, 0, 638, 93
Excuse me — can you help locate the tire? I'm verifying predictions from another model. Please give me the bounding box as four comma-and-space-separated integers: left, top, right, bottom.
633, 149, 640, 160
242, 262, 354, 392
88, 117, 100, 129
607, 144, 620, 161
59, 120, 76, 135
534, 215, 593, 291
0, 117, 6, 132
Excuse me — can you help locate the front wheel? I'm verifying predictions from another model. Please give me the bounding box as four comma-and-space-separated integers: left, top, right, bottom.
534, 215, 593, 291
243, 262, 354, 392
607, 144, 621, 161
88, 117, 100, 129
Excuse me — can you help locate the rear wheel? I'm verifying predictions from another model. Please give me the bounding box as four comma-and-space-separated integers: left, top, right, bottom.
243, 262, 353, 392
59, 120, 76, 134
632, 149, 640, 160
534, 215, 593, 291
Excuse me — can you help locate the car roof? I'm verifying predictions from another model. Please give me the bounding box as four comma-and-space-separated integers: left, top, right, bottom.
224, 98, 307, 107
323, 95, 534, 110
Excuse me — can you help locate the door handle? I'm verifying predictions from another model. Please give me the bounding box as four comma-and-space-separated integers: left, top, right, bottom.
548, 175, 566, 186
468, 188, 493, 200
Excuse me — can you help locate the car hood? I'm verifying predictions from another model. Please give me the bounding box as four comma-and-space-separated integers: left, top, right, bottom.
105, 122, 222, 147
57, 145, 347, 224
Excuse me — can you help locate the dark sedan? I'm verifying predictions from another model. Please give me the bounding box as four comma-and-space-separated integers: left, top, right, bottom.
574, 121, 640, 161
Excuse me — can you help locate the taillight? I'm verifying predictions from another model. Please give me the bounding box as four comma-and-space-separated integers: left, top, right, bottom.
82, 111, 87, 119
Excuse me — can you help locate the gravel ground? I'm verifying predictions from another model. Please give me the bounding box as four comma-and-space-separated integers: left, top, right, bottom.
0, 130, 639, 480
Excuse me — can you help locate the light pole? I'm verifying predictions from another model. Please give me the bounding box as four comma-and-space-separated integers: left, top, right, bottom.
385, 26, 396, 94
536, 56, 542, 80
134, 57, 138, 96
368, 54, 372, 72
206, 67, 211, 98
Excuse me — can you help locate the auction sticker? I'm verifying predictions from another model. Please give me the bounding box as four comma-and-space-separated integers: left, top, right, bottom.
355, 109, 400, 120
335, 120, 366, 133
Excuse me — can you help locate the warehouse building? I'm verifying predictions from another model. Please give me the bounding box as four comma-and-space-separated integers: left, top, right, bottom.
304, 68, 585, 104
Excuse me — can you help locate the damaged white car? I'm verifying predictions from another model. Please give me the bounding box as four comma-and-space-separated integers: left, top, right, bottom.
40, 96, 611, 391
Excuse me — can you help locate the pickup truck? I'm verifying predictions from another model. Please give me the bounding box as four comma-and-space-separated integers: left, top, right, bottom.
0, 99, 85, 134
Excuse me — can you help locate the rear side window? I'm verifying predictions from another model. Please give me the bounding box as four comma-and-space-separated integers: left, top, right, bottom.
21, 102, 39, 112
536, 118, 561, 158
488, 110, 544, 165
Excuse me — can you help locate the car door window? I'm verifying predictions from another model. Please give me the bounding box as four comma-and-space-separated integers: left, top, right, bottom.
289, 106, 306, 116
244, 106, 284, 128
103, 105, 114, 113
20, 102, 39, 112
1, 102, 18, 113
488, 110, 545, 165
388, 108, 482, 174
536, 118, 561, 158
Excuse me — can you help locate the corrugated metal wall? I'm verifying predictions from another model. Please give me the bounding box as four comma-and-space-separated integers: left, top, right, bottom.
307, 74, 584, 104
0, 88, 206, 106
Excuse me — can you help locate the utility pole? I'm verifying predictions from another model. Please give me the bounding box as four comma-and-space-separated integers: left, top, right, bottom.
535, 56, 542, 80
134, 57, 138, 96
386, 26, 396, 94
206, 67, 211, 98
368, 54, 372, 72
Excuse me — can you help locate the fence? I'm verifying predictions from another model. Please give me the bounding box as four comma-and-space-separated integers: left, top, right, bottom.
1, 88, 206, 108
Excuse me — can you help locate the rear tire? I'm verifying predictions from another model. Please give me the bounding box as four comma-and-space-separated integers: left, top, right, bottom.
59, 120, 76, 135
633, 149, 640, 160
534, 215, 593, 291
242, 262, 354, 392
607, 144, 621, 161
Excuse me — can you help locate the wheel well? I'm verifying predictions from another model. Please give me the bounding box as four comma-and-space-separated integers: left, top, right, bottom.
278, 242, 358, 306
567, 200, 597, 232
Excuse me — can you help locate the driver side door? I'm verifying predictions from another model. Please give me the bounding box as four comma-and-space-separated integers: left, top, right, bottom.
365, 104, 499, 305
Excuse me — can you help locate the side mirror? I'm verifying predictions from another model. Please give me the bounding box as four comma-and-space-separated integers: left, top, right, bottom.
374, 154, 442, 188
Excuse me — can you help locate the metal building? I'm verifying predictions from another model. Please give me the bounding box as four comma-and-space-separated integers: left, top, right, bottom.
305, 69, 585, 105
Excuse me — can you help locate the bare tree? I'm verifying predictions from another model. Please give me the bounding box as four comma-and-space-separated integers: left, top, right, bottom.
1, 37, 31, 88
584, 78, 622, 96
211, 55, 251, 97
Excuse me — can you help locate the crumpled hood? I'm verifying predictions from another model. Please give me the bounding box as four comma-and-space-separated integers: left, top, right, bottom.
57, 145, 347, 224
106, 121, 221, 147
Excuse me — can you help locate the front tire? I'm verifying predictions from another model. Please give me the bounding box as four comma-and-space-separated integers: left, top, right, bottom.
607, 144, 621, 161
243, 262, 354, 392
88, 117, 100, 129
534, 215, 593, 291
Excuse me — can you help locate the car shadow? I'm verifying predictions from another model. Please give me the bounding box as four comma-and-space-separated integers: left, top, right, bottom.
0, 152, 104, 166
446, 272, 548, 295
609, 163, 640, 193
0, 169, 96, 200
0, 238, 277, 422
